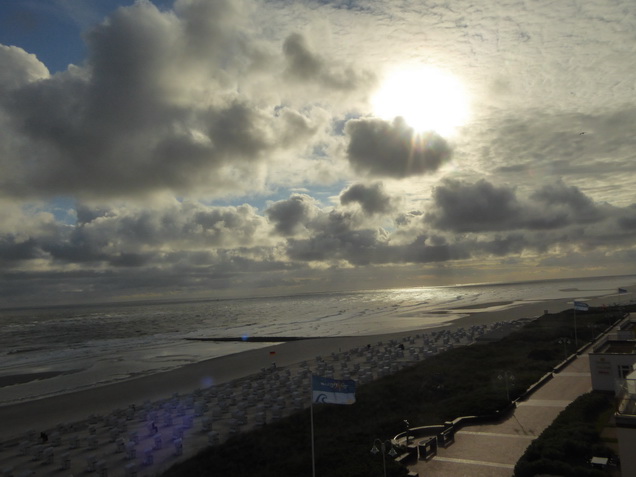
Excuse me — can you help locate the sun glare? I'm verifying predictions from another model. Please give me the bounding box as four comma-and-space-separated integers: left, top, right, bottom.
371, 66, 470, 137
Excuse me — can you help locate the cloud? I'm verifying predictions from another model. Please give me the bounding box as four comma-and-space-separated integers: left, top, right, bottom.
0, 0, 369, 201
265, 194, 323, 237
282, 32, 374, 93
425, 178, 609, 233
0, 44, 49, 91
339, 182, 394, 215
345, 117, 452, 178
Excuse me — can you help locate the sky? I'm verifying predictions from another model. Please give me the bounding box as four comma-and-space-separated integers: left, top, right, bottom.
1, 0, 635, 307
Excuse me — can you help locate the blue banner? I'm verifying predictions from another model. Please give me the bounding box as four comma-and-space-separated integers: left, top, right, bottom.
312, 375, 356, 405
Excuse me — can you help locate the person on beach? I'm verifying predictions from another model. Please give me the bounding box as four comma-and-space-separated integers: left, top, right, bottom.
40, 431, 48, 443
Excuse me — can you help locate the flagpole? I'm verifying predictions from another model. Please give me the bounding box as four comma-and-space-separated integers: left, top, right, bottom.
574, 307, 578, 349
310, 377, 316, 477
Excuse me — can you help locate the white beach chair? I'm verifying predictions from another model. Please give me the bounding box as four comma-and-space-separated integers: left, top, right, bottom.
18, 441, 30, 456
142, 447, 153, 466
87, 435, 98, 450
58, 452, 71, 470
125, 441, 136, 460
43, 447, 54, 465
96, 459, 108, 476
201, 416, 212, 432
30, 445, 44, 461
86, 455, 97, 473
173, 438, 183, 456
182, 415, 193, 429
207, 431, 219, 446
115, 437, 126, 453
67, 434, 78, 449
124, 462, 137, 477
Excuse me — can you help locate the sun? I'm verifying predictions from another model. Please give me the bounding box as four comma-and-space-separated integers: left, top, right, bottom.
371, 65, 470, 137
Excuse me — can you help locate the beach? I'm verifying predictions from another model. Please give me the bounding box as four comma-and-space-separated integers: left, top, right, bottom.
0, 298, 566, 475
0, 284, 631, 476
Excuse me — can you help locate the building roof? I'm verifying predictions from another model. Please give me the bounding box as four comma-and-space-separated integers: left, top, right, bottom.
594, 339, 636, 354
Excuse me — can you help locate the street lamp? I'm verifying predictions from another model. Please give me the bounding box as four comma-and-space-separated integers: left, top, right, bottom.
498, 371, 515, 401
558, 338, 571, 360
404, 420, 410, 446
371, 439, 397, 477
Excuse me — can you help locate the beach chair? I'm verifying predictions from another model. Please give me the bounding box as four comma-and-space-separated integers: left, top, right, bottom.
43, 447, 54, 465
66, 434, 78, 449
124, 462, 137, 477
88, 435, 98, 450
86, 455, 97, 473
96, 459, 108, 476
143, 447, 154, 466
115, 437, 126, 453
207, 431, 219, 446
201, 416, 212, 432
163, 413, 173, 427
173, 438, 183, 456
182, 415, 193, 429
18, 441, 30, 456
58, 452, 71, 470
125, 441, 136, 460
30, 445, 44, 461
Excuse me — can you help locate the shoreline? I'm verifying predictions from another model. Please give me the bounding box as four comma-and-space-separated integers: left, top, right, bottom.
0, 297, 569, 443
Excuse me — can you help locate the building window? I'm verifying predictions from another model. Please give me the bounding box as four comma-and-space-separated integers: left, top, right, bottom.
618, 365, 632, 379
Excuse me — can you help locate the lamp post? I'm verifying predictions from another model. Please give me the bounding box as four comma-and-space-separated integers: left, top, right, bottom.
498, 371, 515, 402
404, 420, 410, 446
558, 338, 571, 360
371, 439, 397, 477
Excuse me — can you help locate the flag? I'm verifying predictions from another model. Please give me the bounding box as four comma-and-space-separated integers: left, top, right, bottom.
619, 288, 628, 294
311, 375, 356, 405
574, 301, 589, 311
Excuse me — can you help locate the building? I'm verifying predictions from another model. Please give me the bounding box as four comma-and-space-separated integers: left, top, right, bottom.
589, 338, 636, 393
615, 369, 636, 476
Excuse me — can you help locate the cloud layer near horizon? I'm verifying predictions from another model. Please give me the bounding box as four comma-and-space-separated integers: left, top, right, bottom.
1, 0, 636, 306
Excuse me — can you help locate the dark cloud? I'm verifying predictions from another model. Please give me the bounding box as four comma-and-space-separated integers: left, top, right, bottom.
425, 178, 606, 233
282, 32, 374, 92
529, 180, 603, 224
617, 205, 636, 231
339, 182, 393, 215
345, 117, 452, 178
266, 194, 321, 237
425, 179, 522, 232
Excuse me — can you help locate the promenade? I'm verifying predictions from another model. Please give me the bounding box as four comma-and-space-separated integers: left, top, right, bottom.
407, 352, 595, 477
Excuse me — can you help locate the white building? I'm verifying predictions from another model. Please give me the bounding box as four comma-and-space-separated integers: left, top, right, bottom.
589, 339, 636, 393
615, 370, 636, 477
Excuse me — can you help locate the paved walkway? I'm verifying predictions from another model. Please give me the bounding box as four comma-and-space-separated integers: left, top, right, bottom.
408, 353, 593, 477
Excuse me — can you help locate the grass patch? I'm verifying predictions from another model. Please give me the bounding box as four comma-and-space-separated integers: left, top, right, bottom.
514, 391, 617, 477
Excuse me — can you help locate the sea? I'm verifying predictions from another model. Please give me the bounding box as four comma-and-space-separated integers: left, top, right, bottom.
0, 275, 633, 406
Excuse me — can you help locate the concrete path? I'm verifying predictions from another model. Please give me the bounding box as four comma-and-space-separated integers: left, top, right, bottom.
407, 354, 593, 477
